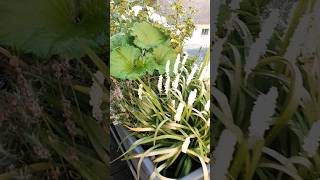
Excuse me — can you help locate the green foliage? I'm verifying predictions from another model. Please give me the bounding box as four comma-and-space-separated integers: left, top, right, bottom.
131, 22, 167, 49
115, 52, 210, 179
110, 22, 176, 80
212, 0, 320, 179
0, 0, 106, 59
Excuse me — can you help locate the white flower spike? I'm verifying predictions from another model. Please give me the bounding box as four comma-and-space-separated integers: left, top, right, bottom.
205, 100, 210, 111
187, 64, 198, 85
138, 84, 143, 100
173, 54, 181, 74
165, 75, 170, 94
182, 137, 191, 153
174, 102, 185, 122
157, 75, 163, 93
172, 73, 180, 90
181, 53, 188, 66
166, 60, 170, 75
187, 89, 197, 106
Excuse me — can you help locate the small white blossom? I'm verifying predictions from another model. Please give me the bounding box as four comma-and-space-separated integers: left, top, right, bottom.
138, 84, 143, 100
182, 137, 191, 153
174, 102, 185, 122
172, 74, 180, 90
157, 75, 163, 93
186, 64, 198, 85
173, 54, 181, 74
120, 14, 126, 20
132, 5, 143, 16
205, 100, 210, 111
176, 29, 181, 35
187, 89, 197, 106
149, 12, 167, 25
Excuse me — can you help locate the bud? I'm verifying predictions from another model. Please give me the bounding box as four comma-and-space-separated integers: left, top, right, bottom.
174, 102, 185, 122
182, 137, 191, 153
157, 75, 163, 93
187, 89, 197, 106
138, 84, 143, 100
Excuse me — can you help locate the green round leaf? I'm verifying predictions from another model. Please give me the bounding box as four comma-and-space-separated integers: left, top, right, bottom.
111, 46, 144, 80
131, 22, 168, 49
152, 44, 176, 74
0, 0, 106, 58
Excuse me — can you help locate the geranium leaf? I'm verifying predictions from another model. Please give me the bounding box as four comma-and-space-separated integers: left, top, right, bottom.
152, 44, 176, 74
110, 45, 145, 80
110, 33, 129, 50
131, 22, 168, 49
0, 0, 106, 59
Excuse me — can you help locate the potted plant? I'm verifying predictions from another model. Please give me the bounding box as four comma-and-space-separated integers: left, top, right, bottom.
110, 50, 210, 179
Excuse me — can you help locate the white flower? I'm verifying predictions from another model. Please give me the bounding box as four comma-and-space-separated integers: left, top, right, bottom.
172, 73, 180, 90
303, 120, 320, 157
205, 100, 210, 111
187, 89, 197, 106
199, 64, 210, 81
182, 137, 191, 153
212, 130, 237, 180
165, 60, 170, 75
186, 64, 198, 85
174, 102, 185, 122
120, 14, 126, 20
176, 29, 181, 35
245, 9, 279, 75
173, 54, 181, 74
146, 6, 155, 13
165, 75, 170, 94
138, 84, 143, 100
157, 75, 163, 93
89, 71, 104, 121
132, 5, 143, 16
149, 12, 167, 25
181, 53, 188, 66
249, 87, 278, 139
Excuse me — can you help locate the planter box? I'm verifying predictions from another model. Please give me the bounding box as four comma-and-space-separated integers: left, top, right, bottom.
111, 124, 210, 180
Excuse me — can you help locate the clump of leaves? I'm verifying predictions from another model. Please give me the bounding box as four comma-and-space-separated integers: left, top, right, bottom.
110, 22, 176, 80
212, 0, 320, 179
0, 0, 106, 59
113, 52, 210, 179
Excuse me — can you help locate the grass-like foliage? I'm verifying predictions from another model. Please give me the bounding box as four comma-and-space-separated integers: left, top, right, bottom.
212, 0, 320, 179
113, 52, 210, 179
